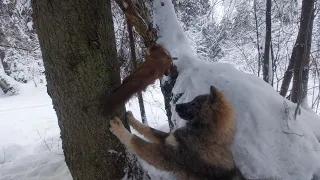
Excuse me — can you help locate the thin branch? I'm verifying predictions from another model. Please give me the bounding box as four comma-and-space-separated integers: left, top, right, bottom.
113, 0, 157, 46
37, 130, 51, 151
0, 44, 40, 51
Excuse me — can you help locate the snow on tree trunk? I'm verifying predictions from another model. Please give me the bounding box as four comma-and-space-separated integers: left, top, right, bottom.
0, 75, 13, 94
0, 52, 18, 95
152, 0, 196, 127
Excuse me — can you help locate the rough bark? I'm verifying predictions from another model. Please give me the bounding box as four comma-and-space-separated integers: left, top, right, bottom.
290, 0, 315, 103
32, 0, 133, 179
263, 0, 272, 84
127, 20, 148, 125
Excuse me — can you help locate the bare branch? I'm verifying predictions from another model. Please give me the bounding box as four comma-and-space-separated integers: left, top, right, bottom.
37, 130, 51, 151
114, 0, 157, 46
0, 44, 40, 52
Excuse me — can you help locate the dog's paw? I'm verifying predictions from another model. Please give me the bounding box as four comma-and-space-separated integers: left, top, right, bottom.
109, 117, 132, 145
125, 111, 135, 125
125, 111, 134, 118
110, 117, 125, 136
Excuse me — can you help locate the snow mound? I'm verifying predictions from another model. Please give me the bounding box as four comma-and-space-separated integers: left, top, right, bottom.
171, 60, 320, 180
153, 1, 320, 179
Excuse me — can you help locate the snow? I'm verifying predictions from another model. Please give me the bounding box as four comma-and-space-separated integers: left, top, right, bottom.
1, 0, 320, 180
153, 0, 320, 179
0, 83, 168, 180
172, 61, 320, 180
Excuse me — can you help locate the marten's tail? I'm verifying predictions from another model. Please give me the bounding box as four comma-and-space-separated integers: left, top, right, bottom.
100, 79, 148, 116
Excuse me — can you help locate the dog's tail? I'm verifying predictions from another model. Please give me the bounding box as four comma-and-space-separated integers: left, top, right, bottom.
100, 79, 148, 116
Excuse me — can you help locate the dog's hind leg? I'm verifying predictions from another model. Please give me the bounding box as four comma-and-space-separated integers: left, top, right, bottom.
126, 111, 169, 144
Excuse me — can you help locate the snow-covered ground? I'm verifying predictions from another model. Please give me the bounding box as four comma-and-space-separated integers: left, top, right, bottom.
0, 83, 168, 180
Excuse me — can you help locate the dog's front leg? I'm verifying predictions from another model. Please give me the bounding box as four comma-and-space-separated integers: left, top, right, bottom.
110, 117, 178, 172
126, 111, 169, 144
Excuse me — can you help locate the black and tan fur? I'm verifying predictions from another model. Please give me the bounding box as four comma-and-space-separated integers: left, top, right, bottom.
110, 86, 246, 180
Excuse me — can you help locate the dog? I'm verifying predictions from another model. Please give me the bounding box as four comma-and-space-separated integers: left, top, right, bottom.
109, 86, 245, 180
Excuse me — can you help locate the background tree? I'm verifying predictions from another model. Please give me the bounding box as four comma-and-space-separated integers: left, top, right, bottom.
290, 0, 316, 105
0, 0, 43, 85
263, 0, 272, 84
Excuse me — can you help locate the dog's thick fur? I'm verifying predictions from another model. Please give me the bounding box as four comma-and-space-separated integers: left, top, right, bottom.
110, 86, 245, 180
101, 44, 172, 115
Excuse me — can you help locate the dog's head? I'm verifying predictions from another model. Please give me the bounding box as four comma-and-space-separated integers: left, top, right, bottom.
175, 86, 227, 124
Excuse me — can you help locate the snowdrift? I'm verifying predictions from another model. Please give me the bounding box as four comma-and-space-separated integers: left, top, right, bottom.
153, 0, 320, 179
171, 60, 320, 180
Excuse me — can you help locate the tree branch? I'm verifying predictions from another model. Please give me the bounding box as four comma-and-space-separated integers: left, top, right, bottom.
114, 0, 157, 46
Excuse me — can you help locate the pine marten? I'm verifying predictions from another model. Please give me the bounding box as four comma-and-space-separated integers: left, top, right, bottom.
101, 44, 173, 115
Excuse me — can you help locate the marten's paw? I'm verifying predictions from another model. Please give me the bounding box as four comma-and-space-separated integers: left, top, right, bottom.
110, 117, 132, 145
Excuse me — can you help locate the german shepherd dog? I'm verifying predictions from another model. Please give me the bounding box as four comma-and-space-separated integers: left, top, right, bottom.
110, 86, 246, 180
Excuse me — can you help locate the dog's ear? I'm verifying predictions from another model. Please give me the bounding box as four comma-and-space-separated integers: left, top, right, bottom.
209, 86, 217, 103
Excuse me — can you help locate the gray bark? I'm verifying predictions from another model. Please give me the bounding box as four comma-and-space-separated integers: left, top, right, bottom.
32, 0, 144, 179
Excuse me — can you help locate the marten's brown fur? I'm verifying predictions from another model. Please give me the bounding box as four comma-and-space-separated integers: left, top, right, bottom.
110, 86, 246, 180
101, 44, 172, 115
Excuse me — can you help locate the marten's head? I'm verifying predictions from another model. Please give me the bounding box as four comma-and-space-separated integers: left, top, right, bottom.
146, 44, 171, 58
146, 44, 173, 76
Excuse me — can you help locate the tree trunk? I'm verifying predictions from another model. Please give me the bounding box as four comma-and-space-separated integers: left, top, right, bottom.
290, 0, 315, 103
32, 0, 136, 179
0, 51, 15, 94
279, 47, 295, 97
253, 0, 261, 77
127, 20, 148, 125
0, 74, 14, 94
160, 65, 179, 130
263, 0, 272, 84
0, 50, 10, 76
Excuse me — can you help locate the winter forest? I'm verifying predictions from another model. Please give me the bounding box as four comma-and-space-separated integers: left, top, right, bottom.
1, 0, 320, 179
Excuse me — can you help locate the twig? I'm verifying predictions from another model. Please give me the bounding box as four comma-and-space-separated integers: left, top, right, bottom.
37, 130, 51, 151
113, 0, 157, 46
0, 44, 40, 51
283, 131, 303, 137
